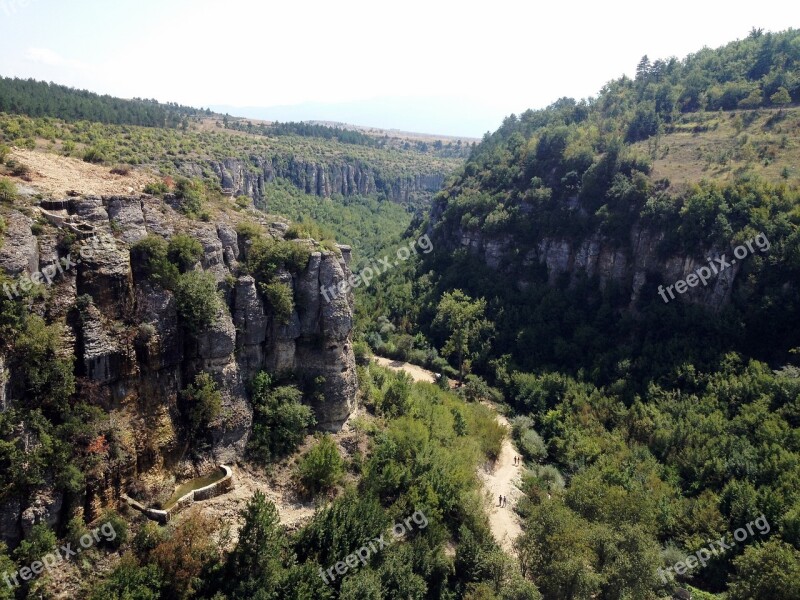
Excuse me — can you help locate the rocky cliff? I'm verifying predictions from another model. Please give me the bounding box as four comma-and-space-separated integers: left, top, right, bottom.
0, 194, 357, 544
429, 200, 740, 312
181, 156, 446, 206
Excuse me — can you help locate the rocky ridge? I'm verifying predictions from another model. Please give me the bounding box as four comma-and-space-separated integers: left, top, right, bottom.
0, 194, 358, 544
182, 156, 446, 206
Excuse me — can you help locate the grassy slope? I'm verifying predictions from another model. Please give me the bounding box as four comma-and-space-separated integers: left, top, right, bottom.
0, 113, 464, 182
634, 106, 800, 189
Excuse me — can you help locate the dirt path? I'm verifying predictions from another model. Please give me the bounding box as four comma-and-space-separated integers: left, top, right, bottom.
372, 355, 437, 383
477, 405, 524, 554
190, 464, 316, 542
372, 356, 524, 554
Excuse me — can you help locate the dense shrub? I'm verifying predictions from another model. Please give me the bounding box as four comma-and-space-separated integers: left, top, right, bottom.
13, 523, 56, 565
89, 556, 162, 600
247, 372, 314, 463
98, 510, 129, 550
130, 235, 179, 287
174, 177, 204, 217
174, 270, 221, 332
143, 179, 170, 196
295, 434, 343, 497
246, 237, 311, 281
234, 221, 263, 242
0, 178, 14, 203
167, 234, 204, 273
83, 147, 106, 163
511, 416, 547, 463
181, 372, 222, 432
260, 281, 294, 324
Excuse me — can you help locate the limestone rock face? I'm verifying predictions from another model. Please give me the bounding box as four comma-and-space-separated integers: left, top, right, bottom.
234, 276, 267, 347
105, 196, 148, 244
0, 210, 38, 277
134, 280, 183, 371
79, 303, 135, 383
440, 211, 743, 312
217, 223, 240, 268
183, 156, 447, 206
0, 193, 359, 545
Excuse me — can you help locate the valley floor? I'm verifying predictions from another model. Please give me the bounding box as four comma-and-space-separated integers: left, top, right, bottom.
371, 356, 525, 554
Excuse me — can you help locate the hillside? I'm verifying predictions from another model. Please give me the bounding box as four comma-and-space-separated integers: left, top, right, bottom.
404, 29, 800, 380
0, 112, 461, 207
354, 29, 800, 600
635, 106, 800, 187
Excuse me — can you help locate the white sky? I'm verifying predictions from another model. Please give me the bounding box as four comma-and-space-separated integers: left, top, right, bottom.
0, 0, 797, 136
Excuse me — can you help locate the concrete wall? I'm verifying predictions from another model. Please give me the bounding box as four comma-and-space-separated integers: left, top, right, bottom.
123, 465, 234, 524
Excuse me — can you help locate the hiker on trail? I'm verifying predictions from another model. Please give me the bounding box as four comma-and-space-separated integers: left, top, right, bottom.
498, 495, 502, 506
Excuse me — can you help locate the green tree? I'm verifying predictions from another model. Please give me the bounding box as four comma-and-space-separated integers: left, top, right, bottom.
381, 372, 412, 417
0, 543, 16, 600
433, 290, 494, 380
174, 270, 221, 332
770, 86, 792, 106
261, 281, 295, 324
0, 178, 16, 203
295, 434, 344, 497
181, 372, 222, 432
226, 491, 286, 599
174, 177, 205, 217
167, 234, 204, 273
340, 570, 383, 600
247, 372, 315, 463
89, 555, 162, 600
515, 503, 602, 599
727, 539, 800, 600
13, 523, 57, 565
130, 235, 179, 287
294, 487, 388, 574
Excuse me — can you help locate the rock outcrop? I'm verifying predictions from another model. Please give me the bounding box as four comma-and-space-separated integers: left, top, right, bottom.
182, 156, 446, 206
0, 194, 359, 544
432, 201, 743, 312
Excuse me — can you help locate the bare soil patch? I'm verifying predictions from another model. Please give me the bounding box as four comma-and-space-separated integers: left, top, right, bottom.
6, 148, 157, 197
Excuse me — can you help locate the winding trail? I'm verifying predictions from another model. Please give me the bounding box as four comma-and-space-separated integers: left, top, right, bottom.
372, 356, 525, 554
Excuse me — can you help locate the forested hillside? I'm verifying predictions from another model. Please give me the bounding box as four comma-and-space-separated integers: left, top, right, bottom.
354, 28, 800, 599
401, 28, 800, 381
0, 77, 208, 128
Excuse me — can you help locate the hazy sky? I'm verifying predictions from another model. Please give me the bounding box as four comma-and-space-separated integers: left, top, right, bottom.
0, 0, 797, 136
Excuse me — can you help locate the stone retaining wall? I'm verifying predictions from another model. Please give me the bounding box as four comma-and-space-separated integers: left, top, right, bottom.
123, 465, 233, 524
